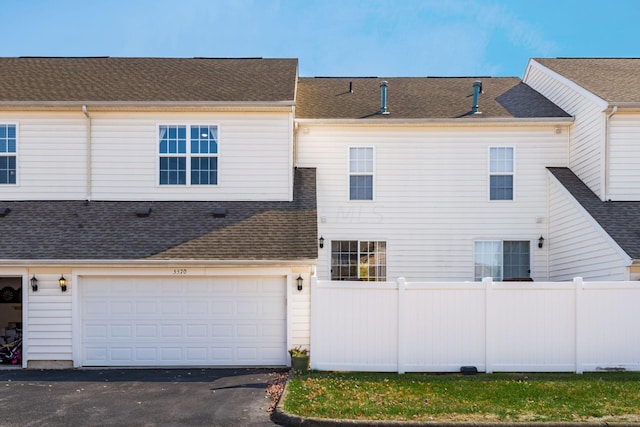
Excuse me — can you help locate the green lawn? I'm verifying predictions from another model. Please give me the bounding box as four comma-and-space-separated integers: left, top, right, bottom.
282, 371, 640, 423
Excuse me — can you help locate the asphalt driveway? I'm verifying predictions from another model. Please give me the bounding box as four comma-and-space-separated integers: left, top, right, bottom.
0, 367, 284, 426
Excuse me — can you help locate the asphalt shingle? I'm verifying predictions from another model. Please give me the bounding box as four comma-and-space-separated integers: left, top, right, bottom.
296, 77, 570, 119
0, 168, 317, 261
548, 167, 640, 260
534, 58, 640, 103
0, 57, 298, 103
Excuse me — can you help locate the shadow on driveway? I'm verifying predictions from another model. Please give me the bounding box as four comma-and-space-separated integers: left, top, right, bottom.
0, 368, 285, 427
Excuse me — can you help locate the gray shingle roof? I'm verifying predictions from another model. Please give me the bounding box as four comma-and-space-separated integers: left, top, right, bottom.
296, 77, 570, 119
548, 167, 640, 260
534, 58, 640, 103
0, 168, 317, 261
0, 57, 298, 103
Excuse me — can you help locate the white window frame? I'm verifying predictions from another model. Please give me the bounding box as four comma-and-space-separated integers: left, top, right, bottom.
488, 146, 515, 201
474, 239, 531, 281
330, 239, 387, 281
157, 124, 220, 187
348, 146, 375, 201
0, 123, 18, 186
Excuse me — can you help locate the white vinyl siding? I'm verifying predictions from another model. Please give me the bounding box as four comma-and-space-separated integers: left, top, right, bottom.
548, 174, 629, 281
297, 124, 567, 281
0, 112, 87, 199
0, 111, 292, 201
607, 113, 640, 201
25, 273, 73, 363
524, 61, 606, 198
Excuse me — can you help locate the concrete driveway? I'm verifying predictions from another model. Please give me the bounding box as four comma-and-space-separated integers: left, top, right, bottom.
0, 367, 284, 426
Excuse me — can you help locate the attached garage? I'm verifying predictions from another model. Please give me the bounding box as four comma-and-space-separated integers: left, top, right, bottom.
80, 276, 287, 367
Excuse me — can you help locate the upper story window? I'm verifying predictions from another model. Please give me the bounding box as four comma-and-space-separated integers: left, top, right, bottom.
0, 124, 16, 185
159, 125, 218, 186
489, 147, 514, 200
331, 240, 387, 281
349, 147, 373, 200
474, 240, 530, 281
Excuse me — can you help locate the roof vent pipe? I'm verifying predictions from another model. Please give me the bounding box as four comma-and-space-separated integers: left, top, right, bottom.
472, 80, 483, 114
379, 81, 390, 115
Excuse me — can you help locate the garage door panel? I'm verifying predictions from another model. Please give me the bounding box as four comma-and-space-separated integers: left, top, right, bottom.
81, 276, 287, 366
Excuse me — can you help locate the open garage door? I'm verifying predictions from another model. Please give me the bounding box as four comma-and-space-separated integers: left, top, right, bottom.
80, 276, 286, 367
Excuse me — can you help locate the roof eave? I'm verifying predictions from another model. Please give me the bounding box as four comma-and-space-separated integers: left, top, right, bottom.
0, 258, 317, 267
295, 117, 574, 127
0, 100, 296, 112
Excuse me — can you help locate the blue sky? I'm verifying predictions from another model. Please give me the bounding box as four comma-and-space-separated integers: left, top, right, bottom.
2, 0, 638, 77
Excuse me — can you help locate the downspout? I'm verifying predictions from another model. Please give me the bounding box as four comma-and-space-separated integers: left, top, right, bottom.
82, 105, 92, 202
604, 106, 618, 201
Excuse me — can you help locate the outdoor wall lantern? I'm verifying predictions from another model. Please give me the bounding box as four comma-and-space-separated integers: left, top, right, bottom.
30, 275, 38, 292
319, 236, 325, 249
296, 274, 303, 292
59, 275, 67, 292
538, 236, 545, 249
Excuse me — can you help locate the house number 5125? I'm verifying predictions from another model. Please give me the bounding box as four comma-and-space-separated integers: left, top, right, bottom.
173, 269, 187, 275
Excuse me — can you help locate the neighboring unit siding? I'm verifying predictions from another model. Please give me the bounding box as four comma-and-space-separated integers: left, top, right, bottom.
26, 274, 73, 363
548, 177, 628, 281
297, 124, 568, 281
0, 112, 87, 199
0, 110, 292, 202
608, 113, 640, 201
524, 64, 605, 198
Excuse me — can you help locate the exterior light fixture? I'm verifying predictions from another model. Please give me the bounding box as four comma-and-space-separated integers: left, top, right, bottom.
538, 236, 545, 249
30, 275, 38, 292
319, 236, 324, 249
296, 274, 303, 292
59, 275, 67, 292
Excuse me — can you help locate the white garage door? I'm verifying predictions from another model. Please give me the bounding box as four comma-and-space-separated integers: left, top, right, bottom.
81, 276, 287, 367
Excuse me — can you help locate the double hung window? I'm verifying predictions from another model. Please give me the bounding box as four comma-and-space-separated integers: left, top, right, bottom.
0, 124, 16, 185
159, 125, 218, 185
349, 147, 373, 200
474, 240, 530, 281
489, 147, 514, 200
331, 240, 386, 281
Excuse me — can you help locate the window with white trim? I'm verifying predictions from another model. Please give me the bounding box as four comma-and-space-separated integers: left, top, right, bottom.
489, 147, 514, 200
331, 240, 386, 281
474, 240, 530, 281
159, 125, 218, 185
349, 147, 373, 200
0, 124, 16, 185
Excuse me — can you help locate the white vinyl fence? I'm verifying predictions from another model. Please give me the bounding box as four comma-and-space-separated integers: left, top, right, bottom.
310, 277, 640, 373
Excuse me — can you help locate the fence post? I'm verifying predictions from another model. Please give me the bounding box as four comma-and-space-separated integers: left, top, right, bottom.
483, 277, 493, 374
574, 277, 584, 374
397, 277, 406, 374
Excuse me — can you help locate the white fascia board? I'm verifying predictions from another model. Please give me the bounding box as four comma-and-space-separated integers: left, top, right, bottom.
0, 100, 295, 112
525, 60, 610, 111
0, 259, 318, 267
295, 117, 574, 128
548, 171, 633, 266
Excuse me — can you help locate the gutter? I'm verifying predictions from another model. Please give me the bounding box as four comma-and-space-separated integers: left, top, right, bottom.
0, 100, 296, 112
82, 105, 92, 202
603, 106, 618, 201
0, 259, 318, 267
295, 117, 574, 127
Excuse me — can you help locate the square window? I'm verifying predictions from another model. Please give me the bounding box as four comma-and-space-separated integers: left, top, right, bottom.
159, 125, 218, 186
